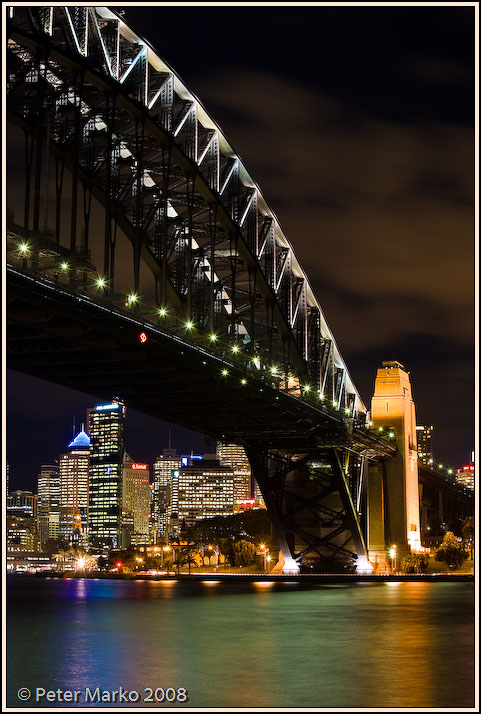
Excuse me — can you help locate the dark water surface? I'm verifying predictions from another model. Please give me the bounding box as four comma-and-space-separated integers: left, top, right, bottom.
7, 576, 474, 708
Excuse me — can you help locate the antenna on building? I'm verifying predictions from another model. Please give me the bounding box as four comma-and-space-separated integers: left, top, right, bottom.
73, 416, 76, 437
168, 428, 172, 450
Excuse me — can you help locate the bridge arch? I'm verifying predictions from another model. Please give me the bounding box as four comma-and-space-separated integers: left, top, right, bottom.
7, 5, 397, 571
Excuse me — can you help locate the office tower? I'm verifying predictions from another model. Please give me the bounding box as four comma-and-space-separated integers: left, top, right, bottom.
7, 490, 38, 519
59, 429, 90, 546
176, 456, 234, 529
87, 399, 126, 549
7, 514, 36, 550
37, 464, 60, 545
152, 449, 180, 540
122, 453, 150, 544
456, 464, 475, 490
216, 442, 252, 509
416, 424, 434, 466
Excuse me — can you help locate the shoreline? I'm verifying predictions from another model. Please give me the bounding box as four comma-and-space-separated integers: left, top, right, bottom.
25, 571, 475, 583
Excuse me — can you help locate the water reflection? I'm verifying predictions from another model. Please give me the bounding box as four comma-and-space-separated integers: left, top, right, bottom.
7, 577, 474, 708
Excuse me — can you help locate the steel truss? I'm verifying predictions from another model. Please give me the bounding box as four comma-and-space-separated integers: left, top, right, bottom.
247, 446, 369, 570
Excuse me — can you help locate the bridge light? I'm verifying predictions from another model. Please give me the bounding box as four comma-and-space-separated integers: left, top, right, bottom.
158, 307, 167, 317
368, 420, 373, 426
18, 242, 30, 255
448, 468, 453, 474
439, 464, 443, 469
378, 427, 383, 432
128, 293, 138, 305
389, 431, 395, 439
303, 384, 311, 393
184, 320, 194, 330
270, 366, 278, 376
241, 378, 247, 385
209, 333, 218, 343
95, 276, 106, 289
60, 261, 69, 271
429, 459, 433, 464
221, 369, 229, 377
344, 407, 350, 415
332, 400, 338, 408
318, 392, 325, 400
231, 344, 240, 354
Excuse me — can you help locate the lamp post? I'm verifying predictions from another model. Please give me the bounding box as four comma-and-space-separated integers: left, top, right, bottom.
266, 555, 272, 573
389, 545, 397, 573
260, 544, 269, 572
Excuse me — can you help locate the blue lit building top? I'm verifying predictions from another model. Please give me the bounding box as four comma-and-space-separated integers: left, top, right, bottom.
68, 430, 91, 449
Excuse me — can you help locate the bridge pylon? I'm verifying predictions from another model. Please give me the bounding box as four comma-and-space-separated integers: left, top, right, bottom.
367, 361, 421, 571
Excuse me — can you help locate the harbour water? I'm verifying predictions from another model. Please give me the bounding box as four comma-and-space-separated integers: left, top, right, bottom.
7, 576, 475, 708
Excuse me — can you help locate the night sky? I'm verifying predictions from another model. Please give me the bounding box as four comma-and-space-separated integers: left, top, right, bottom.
6, 4, 475, 491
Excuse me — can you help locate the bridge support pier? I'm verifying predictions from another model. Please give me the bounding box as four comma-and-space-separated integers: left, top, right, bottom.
246, 445, 371, 573
367, 361, 421, 570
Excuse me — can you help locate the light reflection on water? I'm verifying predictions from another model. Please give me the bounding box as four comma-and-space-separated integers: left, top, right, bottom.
7, 577, 474, 708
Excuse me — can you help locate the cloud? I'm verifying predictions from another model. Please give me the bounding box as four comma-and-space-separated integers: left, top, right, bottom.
194, 69, 474, 352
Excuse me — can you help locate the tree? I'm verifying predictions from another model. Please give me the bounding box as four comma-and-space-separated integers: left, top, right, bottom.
435, 531, 468, 569
400, 553, 429, 574
53, 548, 71, 571
220, 539, 257, 567
163, 559, 174, 575
461, 517, 475, 560
180, 552, 199, 575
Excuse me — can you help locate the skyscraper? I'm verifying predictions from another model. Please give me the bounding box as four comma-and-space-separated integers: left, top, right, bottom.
87, 399, 126, 549
216, 442, 252, 509
416, 424, 434, 466
37, 464, 60, 546
176, 456, 234, 529
122, 453, 150, 544
152, 449, 180, 540
59, 429, 90, 546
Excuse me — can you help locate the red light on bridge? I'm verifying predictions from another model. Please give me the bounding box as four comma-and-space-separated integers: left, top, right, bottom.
139, 332, 147, 343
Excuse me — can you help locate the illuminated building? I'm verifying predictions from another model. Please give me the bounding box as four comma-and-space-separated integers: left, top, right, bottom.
87, 399, 126, 549
152, 449, 180, 539
7, 489, 38, 519
216, 442, 252, 509
38, 464, 60, 545
176, 456, 234, 529
122, 453, 150, 544
456, 464, 475, 490
368, 361, 421, 564
59, 429, 90, 546
416, 424, 434, 466
7, 514, 36, 550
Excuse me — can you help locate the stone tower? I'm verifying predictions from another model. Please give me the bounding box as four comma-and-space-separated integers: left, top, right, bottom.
367, 361, 421, 569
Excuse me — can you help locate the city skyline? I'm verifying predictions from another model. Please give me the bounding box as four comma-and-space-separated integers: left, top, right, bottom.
6, 4, 475, 490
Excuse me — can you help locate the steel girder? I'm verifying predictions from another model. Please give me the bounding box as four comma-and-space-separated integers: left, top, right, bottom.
7, 5, 364, 417
246, 446, 370, 571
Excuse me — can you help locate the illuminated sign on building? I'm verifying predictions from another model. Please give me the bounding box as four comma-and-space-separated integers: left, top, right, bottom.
95, 404, 120, 411
131, 463, 148, 470
139, 332, 147, 343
